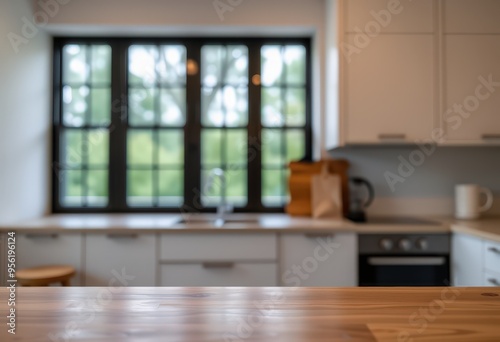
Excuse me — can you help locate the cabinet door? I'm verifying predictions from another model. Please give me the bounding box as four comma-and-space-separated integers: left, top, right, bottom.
451, 233, 483, 286
443, 36, 500, 144
85, 233, 156, 286
280, 233, 357, 287
17, 233, 83, 285
346, 0, 434, 34
345, 35, 435, 144
483, 270, 500, 287
444, 0, 500, 34
161, 263, 277, 287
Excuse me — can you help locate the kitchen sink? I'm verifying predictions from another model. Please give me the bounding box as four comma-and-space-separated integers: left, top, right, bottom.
176, 217, 260, 226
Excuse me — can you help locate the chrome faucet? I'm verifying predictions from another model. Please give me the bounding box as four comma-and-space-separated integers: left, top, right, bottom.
205, 168, 233, 226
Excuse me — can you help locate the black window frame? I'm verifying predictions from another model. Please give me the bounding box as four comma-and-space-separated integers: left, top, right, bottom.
52, 37, 312, 213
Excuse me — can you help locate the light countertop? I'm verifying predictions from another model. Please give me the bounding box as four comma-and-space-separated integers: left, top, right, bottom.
1, 287, 499, 342
1, 214, 500, 242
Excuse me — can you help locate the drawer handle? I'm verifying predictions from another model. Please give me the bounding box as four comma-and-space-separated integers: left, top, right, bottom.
488, 278, 500, 287
488, 247, 500, 255
25, 233, 59, 239
106, 233, 138, 239
481, 134, 500, 141
304, 233, 335, 239
202, 262, 235, 269
378, 134, 407, 141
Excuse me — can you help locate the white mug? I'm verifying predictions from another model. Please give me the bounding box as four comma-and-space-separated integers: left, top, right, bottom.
455, 184, 494, 220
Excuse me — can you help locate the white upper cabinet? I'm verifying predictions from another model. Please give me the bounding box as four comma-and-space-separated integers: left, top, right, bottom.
443, 35, 500, 144
444, 0, 500, 34
345, 34, 435, 144
345, 0, 434, 33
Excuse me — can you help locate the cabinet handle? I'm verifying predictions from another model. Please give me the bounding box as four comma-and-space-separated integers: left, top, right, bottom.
106, 233, 138, 239
488, 278, 500, 286
202, 262, 235, 269
304, 233, 335, 239
481, 134, 500, 141
378, 134, 407, 141
488, 247, 500, 255
25, 233, 59, 239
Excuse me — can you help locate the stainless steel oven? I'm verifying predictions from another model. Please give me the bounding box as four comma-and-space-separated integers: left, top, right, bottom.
359, 234, 450, 286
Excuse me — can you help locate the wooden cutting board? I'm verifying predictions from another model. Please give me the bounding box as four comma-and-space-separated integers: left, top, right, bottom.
286, 159, 350, 217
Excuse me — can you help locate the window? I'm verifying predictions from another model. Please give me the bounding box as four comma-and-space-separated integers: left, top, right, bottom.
53, 38, 311, 213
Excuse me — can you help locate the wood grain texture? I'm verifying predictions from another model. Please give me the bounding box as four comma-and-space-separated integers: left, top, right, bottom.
0, 287, 499, 341
287, 160, 350, 217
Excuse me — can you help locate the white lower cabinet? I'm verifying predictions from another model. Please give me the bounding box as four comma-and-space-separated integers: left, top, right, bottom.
84, 233, 156, 286
160, 263, 277, 286
279, 232, 357, 287
483, 271, 500, 287
17, 233, 83, 285
160, 233, 278, 286
452, 233, 484, 286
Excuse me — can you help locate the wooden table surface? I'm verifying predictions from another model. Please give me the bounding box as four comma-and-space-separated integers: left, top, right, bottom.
1, 287, 499, 341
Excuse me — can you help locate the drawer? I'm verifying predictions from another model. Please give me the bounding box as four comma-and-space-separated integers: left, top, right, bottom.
160, 233, 277, 261
160, 263, 277, 286
484, 240, 500, 274
483, 270, 500, 287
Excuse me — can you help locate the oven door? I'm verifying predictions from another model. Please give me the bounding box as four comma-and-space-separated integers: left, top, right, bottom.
359, 255, 450, 286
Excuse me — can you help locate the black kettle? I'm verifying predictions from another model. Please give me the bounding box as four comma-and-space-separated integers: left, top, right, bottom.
347, 177, 374, 223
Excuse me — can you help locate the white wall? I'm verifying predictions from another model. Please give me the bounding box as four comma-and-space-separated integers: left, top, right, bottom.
0, 0, 51, 224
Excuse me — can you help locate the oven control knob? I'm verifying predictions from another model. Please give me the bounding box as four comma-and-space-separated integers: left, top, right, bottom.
416, 238, 429, 251
379, 238, 394, 251
398, 238, 412, 251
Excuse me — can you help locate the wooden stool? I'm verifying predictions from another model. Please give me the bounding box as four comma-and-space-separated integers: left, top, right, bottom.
16, 265, 76, 287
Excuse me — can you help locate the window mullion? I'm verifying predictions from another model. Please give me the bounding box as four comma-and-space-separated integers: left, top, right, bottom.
247, 41, 263, 211
183, 41, 202, 213
108, 40, 128, 211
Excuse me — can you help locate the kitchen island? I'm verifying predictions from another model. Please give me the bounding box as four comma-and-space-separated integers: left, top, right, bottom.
1, 287, 499, 341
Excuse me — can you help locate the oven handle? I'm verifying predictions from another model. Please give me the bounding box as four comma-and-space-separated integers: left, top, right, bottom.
368, 257, 446, 266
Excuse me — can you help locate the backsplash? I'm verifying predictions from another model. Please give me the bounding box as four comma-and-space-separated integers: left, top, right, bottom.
330, 146, 500, 216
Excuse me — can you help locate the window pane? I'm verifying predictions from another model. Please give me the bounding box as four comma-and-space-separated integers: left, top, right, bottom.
62, 130, 83, 167
286, 130, 305, 163
158, 45, 186, 85
91, 45, 111, 84
286, 88, 306, 126
159, 130, 184, 165
127, 170, 153, 206
201, 130, 222, 166
261, 46, 283, 86
87, 170, 108, 207
226, 168, 247, 207
90, 88, 111, 126
159, 170, 183, 206
262, 87, 284, 127
201, 169, 222, 206
202, 86, 248, 127
63, 45, 89, 84
60, 170, 83, 207
226, 130, 247, 165
201, 45, 248, 127
63, 85, 89, 127
128, 130, 154, 165
262, 129, 283, 166
87, 130, 109, 166
262, 169, 285, 207
285, 45, 306, 85
225, 46, 248, 85
160, 88, 185, 126
129, 88, 156, 126
128, 45, 157, 87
